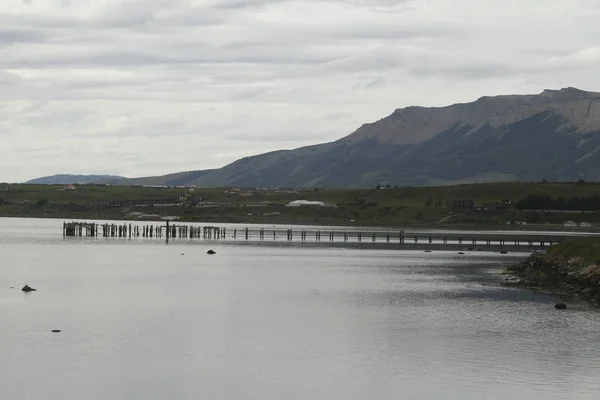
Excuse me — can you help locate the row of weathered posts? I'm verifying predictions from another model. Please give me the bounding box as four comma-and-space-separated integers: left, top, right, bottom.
63, 222, 226, 240
63, 221, 561, 248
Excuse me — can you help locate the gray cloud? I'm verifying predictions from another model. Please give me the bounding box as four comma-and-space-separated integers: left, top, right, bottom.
1, 0, 600, 181
0, 28, 46, 45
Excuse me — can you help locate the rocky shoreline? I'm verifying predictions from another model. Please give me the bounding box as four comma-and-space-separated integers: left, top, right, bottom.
505, 252, 600, 307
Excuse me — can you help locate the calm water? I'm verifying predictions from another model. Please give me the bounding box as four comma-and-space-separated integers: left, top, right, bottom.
1, 218, 599, 400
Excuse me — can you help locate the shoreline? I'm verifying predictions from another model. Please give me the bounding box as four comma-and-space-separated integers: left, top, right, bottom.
503, 240, 600, 307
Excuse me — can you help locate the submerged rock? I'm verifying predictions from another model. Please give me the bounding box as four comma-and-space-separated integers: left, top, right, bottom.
207, 250, 216, 255
554, 303, 567, 310
21, 285, 36, 292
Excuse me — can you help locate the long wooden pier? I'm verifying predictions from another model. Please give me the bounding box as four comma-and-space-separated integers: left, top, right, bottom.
60, 221, 583, 250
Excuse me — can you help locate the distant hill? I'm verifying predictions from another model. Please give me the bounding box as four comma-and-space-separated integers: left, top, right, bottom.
99, 170, 216, 186
25, 174, 127, 185
111, 87, 600, 188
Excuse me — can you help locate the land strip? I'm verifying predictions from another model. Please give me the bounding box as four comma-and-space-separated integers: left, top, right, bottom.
2, 182, 600, 229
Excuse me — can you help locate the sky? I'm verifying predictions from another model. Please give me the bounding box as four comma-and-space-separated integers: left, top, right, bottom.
1, 0, 600, 182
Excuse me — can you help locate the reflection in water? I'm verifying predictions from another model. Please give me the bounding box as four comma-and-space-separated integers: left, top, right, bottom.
0, 218, 599, 399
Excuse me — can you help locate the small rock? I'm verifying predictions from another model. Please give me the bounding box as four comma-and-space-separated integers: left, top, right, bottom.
51, 330, 61, 333
554, 303, 567, 310
22, 285, 37, 292
207, 250, 216, 255
458, 252, 465, 255
181, 253, 184, 256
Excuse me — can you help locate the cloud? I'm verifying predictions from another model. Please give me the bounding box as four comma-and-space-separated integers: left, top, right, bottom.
547, 47, 600, 70
0, 0, 600, 181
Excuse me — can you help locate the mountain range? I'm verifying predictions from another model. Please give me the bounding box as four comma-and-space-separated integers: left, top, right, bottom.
27, 87, 600, 187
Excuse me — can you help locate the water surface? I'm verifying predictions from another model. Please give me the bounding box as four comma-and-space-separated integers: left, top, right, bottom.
1, 218, 599, 399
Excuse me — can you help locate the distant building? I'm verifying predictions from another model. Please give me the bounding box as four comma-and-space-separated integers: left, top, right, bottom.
287, 200, 326, 207
481, 200, 514, 211
580, 222, 592, 227
87, 199, 180, 208
451, 199, 474, 210
564, 221, 577, 227
65, 184, 76, 190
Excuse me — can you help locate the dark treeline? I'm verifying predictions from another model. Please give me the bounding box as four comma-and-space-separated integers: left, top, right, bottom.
516, 194, 600, 211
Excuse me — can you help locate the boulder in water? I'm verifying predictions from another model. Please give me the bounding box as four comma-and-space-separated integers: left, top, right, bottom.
22, 285, 36, 292
554, 303, 567, 310
207, 250, 216, 255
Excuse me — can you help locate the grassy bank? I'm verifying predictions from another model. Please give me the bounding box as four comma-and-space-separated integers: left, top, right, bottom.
506, 239, 600, 306
547, 238, 600, 264
1, 181, 600, 228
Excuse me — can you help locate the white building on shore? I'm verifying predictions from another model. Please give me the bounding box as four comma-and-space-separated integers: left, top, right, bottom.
287, 200, 326, 207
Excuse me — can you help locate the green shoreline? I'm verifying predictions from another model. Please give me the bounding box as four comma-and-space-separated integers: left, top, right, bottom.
3, 181, 600, 230
504, 239, 600, 307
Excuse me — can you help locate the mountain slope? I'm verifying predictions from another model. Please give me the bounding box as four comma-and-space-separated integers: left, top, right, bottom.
344, 87, 600, 145
25, 174, 126, 185
107, 87, 600, 188
176, 87, 600, 188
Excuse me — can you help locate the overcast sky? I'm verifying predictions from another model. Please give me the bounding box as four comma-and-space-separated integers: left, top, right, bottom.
1, 0, 600, 182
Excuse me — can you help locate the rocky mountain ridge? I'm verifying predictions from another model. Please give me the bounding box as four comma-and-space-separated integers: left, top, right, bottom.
344, 87, 600, 146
